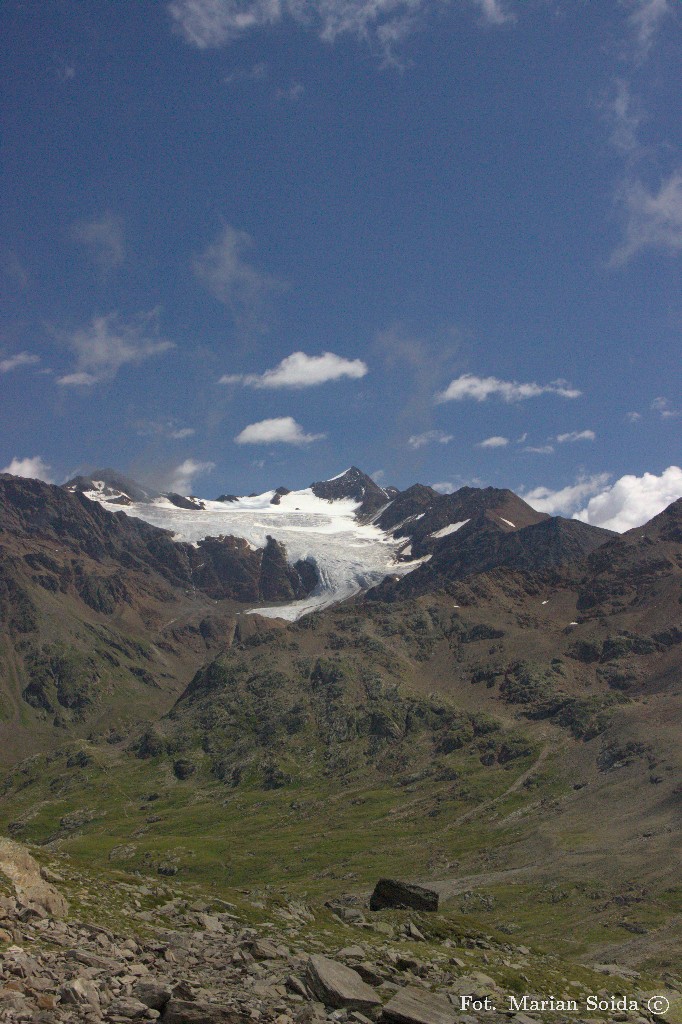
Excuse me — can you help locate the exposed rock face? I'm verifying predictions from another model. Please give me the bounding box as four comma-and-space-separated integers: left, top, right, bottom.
0, 838, 69, 918
0, 474, 318, 610
65, 468, 160, 504
311, 467, 389, 517
305, 954, 382, 1010
369, 879, 439, 913
165, 493, 206, 510
369, 513, 613, 601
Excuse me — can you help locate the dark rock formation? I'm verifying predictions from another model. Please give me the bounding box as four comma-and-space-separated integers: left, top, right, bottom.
369, 879, 439, 912
311, 467, 389, 517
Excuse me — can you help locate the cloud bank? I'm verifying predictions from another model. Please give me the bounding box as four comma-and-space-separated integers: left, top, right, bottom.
574, 465, 682, 532
524, 467, 682, 532
2, 456, 54, 483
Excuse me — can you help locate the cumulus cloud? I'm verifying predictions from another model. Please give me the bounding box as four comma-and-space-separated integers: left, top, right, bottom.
431, 481, 455, 494
0, 351, 40, 373
556, 429, 596, 443
234, 416, 325, 445
169, 458, 215, 493
72, 213, 124, 271
478, 435, 509, 448
193, 224, 284, 328
610, 170, 682, 265
2, 456, 54, 483
523, 444, 554, 455
626, 411, 642, 422
522, 473, 611, 516
56, 313, 174, 386
169, 0, 512, 58
574, 466, 682, 532
220, 351, 367, 389
436, 373, 581, 403
407, 429, 454, 450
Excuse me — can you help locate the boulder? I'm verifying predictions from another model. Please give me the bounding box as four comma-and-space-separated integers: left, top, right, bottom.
369, 880, 439, 913
305, 954, 382, 1010
381, 986, 457, 1024
131, 978, 172, 1010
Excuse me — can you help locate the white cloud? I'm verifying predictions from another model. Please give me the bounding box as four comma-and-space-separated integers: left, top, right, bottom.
626, 411, 642, 423
629, 0, 672, 58
72, 213, 125, 271
478, 435, 509, 448
431, 481, 455, 494
556, 429, 596, 443
407, 430, 454, 449
436, 373, 581, 403
0, 351, 40, 373
220, 351, 368, 389
523, 444, 555, 455
275, 82, 304, 101
522, 473, 611, 516
2, 456, 54, 483
601, 78, 644, 156
473, 0, 512, 26
135, 418, 196, 439
574, 466, 682, 532
56, 313, 174, 386
193, 224, 284, 327
651, 396, 679, 419
169, 458, 215, 493
610, 170, 682, 265
169, 0, 512, 58
234, 416, 325, 445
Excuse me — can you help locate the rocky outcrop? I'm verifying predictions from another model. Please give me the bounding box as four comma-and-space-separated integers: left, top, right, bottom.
311, 468, 389, 517
370, 879, 439, 912
0, 838, 68, 918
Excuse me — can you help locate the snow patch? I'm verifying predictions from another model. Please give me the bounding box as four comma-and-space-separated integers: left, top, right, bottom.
431, 519, 469, 539
498, 517, 515, 528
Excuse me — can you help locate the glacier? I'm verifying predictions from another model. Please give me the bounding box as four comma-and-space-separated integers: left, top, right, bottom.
81, 484, 424, 620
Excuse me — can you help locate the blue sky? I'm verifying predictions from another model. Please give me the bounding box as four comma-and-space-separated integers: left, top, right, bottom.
1, 0, 680, 526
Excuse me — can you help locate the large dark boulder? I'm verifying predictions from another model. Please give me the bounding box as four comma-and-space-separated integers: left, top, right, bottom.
369, 879, 439, 912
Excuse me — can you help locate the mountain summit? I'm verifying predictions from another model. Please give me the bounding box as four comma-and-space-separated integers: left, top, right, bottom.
310, 466, 389, 516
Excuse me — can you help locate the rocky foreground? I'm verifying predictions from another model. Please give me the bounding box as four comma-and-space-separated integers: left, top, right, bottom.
1, 842, 680, 1024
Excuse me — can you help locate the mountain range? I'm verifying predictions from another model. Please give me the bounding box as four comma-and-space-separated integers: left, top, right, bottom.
0, 465, 680, 1011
